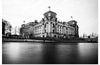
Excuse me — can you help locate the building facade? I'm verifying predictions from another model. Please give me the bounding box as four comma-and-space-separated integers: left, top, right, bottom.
20, 9, 79, 38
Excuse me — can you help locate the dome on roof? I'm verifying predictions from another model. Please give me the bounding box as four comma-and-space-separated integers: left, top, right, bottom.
44, 11, 57, 15
43, 6, 57, 21
68, 20, 77, 26
43, 10, 57, 18
68, 20, 77, 23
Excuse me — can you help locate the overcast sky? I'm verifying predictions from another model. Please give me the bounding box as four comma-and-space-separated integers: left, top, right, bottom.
2, 0, 98, 36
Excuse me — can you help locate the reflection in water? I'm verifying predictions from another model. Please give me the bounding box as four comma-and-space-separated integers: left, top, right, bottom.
78, 43, 98, 64
56, 43, 79, 64
6, 43, 20, 63
43, 43, 57, 64
2, 42, 98, 64
3, 42, 44, 64
3, 43, 21, 63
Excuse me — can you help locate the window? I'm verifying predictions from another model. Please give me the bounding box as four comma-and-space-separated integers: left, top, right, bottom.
45, 30, 46, 32
53, 29, 54, 33
66, 27, 68, 30
48, 13, 51, 16
53, 24, 55, 28
44, 24, 46, 28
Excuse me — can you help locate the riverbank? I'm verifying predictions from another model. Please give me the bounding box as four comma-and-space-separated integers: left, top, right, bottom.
2, 38, 98, 43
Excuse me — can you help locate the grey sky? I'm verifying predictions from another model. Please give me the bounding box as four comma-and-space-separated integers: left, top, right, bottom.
2, 0, 98, 36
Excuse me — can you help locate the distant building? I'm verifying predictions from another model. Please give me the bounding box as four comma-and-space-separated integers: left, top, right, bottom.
2, 19, 12, 36
20, 7, 79, 38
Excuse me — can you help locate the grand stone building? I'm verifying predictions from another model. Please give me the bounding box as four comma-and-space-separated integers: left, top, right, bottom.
20, 7, 79, 38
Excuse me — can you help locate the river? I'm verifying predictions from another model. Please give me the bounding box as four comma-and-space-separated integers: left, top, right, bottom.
2, 42, 98, 64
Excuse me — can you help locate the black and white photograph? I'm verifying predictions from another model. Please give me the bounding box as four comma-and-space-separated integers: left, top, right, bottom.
2, 0, 98, 64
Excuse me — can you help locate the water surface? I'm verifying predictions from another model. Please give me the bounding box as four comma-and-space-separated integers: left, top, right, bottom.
2, 42, 98, 64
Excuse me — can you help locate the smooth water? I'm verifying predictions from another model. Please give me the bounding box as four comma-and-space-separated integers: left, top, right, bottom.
2, 42, 98, 64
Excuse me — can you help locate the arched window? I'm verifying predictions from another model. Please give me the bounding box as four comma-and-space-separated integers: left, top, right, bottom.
66, 27, 68, 30
54, 35, 56, 37
53, 24, 55, 28
44, 24, 46, 28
